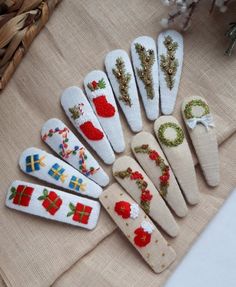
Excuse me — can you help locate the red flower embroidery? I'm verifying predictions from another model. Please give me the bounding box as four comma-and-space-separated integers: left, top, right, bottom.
114, 201, 131, 219
91, 81, 98, 89
38, 189, 62, 215
141, 189, 153, 202
134, 227, 151, 247
9, 185, 34, 206
149, 150, 159, 160
130, 171, 143, 180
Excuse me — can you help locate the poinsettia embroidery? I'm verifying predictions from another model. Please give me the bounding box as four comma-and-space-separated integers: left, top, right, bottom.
38, 189, 62, 215
42, 127, 99, 176
114, 201, 139, 219
87, 78, 106, 91
114, 168, 153, 214
134, 221, 154, 247
67, 202, 92, 224
9, 185, 34, 206
25, 154, 45, 172
134, 144, 170, 197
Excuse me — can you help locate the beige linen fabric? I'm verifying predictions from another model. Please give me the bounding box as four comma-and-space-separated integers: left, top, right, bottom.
0, 0, 236, 287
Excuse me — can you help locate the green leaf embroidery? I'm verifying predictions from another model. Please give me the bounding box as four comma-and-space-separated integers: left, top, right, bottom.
67, 211, 74, 217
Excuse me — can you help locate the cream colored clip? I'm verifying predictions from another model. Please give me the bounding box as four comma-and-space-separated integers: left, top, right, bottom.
182, 96, 220, 186
6, 180, 101, 230
100, 183, 176, 273
131, 131, 188, 217
131, 36, 159, 120
112, 156, 179, 237
105, 49, 143, 132
154, 116, 200, 205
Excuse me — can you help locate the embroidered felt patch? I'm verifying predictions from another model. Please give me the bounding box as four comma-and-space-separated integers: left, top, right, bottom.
105, 49, 143, 133
100, 183, 177, 273
61, 86, 115, 165
6, 180, 100, 230
41, 118, 109, 187
158, 122, 184, 147
25, 154, 45, 172
19, 147, 103, 199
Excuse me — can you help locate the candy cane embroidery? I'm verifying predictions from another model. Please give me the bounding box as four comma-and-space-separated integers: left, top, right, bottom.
135, 43, 155, 99
160, 35, 179, 90
25, 154, 45, 172
114, 168, 153, 214
38, 189, 62, 215
134, 221, 154, 247
87, 78, 106, 91
8, 185, 34, 206
112, 57, 132, 107
158, 122, 184, 147
134, 144, 170, 197
42, 127, 99, 176
67, 202, 92, 224
114, 201, 139, 219
69, 176, 86, 192
48, 163, 67, 183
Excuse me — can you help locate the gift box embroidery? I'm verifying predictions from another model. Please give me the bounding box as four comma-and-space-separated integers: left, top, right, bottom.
67, 202, 92, 224
26, 154, 45, 172
9, 185, 34, 206
38, 189, 62, 215
48, 163, 67, 183
69, 176, 86, 192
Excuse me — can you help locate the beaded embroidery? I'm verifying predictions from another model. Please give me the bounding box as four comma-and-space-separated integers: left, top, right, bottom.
160, 35, 179, 90
158, 122, 184, 147
114, 168, 153, 214
87, 78, 106, 91
184, 99, 210, 119
135, 43, 155, 99
112, 57, 132, 106
134, 144, 170, 197
42, 127, 99, 176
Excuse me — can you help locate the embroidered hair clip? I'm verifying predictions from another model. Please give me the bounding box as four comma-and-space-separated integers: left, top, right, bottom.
131, 36, 159, 120
182, 96, 220, 187
112, 156, 179, 237
84, 70, 125, 153
157, 30, 183, 115
6, 180, 100, 230
154, 116, 200, 205
61, 86, 115, 165
105, 49, 143, 132
19, 147, 102, 198
100, 183, 176, 273
131, 131, 188, 217
41, 118, 109, 187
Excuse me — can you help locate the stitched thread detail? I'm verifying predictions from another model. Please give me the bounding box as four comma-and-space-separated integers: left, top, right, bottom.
135, 43, 155, 99
134, 221, 153, 248
158, 122, 184, 147
42, 127, 99, 176
25, 154, 45, 172
114, 168, 153, 214
69, 103, 84, 120
67, 202, 92, 224
87, 78, 106, 91
134, 144, 170, 197
69, 175, 86, 192
38, 189, 62, 215
160, 35, 179, 90
112, 57, 132, 107
48, 163, 67, 183
9, 185, 34, 206
184, 99, 210, 119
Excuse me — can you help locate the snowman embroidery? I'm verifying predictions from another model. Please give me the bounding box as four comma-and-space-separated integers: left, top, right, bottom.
134, 221, 154, 247
69, 103, 104, 141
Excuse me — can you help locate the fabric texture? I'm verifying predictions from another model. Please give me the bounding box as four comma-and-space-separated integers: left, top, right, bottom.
0, 0, 236, 287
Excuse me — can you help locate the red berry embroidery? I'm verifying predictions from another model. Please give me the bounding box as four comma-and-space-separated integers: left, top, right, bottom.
149, 150, 159, 160
67, 202, 92, 224
38, 189, 62, 215
134, 227, 151, 247
130, 171, 143, 180
114, 201, 131, 219
9, 185, 34, 206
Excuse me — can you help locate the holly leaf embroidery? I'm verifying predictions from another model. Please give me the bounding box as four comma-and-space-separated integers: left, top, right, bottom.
9, 187, 16, 200
67, 211, 74, 217
98, 78, 106, 89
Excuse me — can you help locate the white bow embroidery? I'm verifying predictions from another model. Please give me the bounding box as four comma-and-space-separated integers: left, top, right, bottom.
187, 114, 215, 131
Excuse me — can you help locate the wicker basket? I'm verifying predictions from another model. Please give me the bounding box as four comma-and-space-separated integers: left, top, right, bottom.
0, 0, 61, 90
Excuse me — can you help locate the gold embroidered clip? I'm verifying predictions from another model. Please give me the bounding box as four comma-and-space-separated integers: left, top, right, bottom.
160, 36, 179, 90
112, 57, 132, 107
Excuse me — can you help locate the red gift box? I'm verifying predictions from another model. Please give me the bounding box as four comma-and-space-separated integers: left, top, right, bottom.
38, 189, 62, 215
67, 202, 92, 224
9, 185, 34, 206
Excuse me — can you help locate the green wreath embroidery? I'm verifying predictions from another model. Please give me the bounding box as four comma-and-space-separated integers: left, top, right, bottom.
158, 122, 184, 147
184, 99, 210, 119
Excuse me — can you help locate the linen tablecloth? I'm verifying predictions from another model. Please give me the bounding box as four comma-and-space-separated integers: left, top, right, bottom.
0, 1, 236, 286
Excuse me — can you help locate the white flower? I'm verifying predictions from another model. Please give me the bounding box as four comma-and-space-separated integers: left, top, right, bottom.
130, 203, 139, 219
160, 18, 169, 28
141, 220, 154, 234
